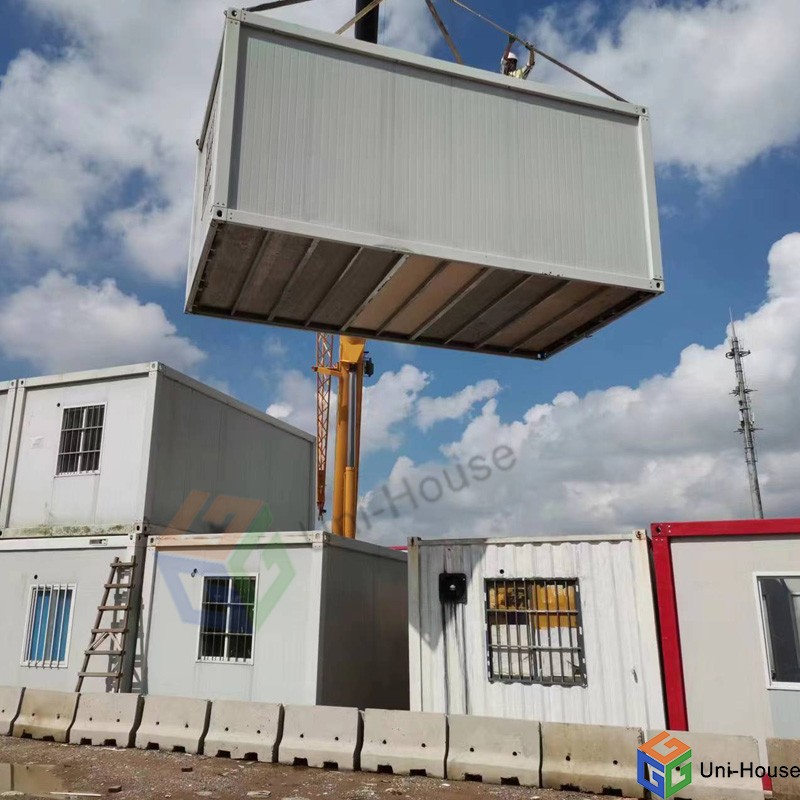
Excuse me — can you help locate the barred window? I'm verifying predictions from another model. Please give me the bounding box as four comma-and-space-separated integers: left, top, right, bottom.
198, 576, 257, 663
56, 405, 105, 475
485, 578, 587, 686
22, 585, 75, 667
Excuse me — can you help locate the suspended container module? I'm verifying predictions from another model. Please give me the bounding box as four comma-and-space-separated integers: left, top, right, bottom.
187, 11, 664, 360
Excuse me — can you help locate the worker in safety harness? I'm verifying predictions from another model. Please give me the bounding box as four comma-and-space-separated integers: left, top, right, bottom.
501, 35, 535, 79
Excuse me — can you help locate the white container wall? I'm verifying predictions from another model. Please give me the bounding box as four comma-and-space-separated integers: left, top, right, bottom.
146, 365, 315, 534
408, 534, 664, 730
0, 362, 314, 537
0, 535, 140, 693
670, 535, 800, 749
2, 367, 155, 534
142, 531, 408, 710
187, 13, 663, 361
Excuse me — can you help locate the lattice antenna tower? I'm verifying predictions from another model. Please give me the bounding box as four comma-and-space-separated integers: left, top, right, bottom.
725, 316, 764, 519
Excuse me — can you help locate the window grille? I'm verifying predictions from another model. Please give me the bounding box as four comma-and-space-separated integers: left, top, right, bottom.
22, 585, 75, 667
485, 578, 587, 686
758, 575, 800, 684
198, 576, 257, 663
56, 405, 105, 475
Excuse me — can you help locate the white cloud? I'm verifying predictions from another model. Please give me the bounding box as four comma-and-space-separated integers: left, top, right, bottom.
266, 369, 317, 434
263, 335, 289, 360
0, 0, 436, 281
522, 0, 800, 180
360, 232, 800, 545
416, 378, 501, 431
264, 361, 431, 454
0, 272, 205, 373
363, 364, 431, 453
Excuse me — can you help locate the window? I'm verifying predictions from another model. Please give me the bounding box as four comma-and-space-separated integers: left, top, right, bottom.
485, 578, 587, 686
758, 576, 800, 684
22, 585, 75, 667
198, 576, 257, 663
56, 405, 105, 475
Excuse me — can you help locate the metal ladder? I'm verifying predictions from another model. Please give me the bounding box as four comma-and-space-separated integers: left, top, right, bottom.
75, 557, 135, 692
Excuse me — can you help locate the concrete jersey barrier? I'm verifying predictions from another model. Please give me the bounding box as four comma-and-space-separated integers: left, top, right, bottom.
642, 729, 763, 800
447, 713, 540, 786
0, 687, 24, 736
134, 696, 210, 754
279, 704, 361, 771
204, 700, 283, 762
768, 738, 800, 800
70, 693, 143, 748
12, 689, 79, 743
541, 721, 644, 798
361, 709, 447, 779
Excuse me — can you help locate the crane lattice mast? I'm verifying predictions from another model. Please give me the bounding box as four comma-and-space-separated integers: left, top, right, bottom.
726, 320, 764, 519
315, 332, 334, 521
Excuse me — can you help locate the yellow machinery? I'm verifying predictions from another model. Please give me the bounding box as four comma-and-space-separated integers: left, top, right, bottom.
314, 334, 372, 538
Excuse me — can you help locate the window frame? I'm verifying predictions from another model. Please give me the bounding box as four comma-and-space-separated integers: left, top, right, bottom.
196, 573, 259, 666
483, 576, 588, 687
754, 571, 800, 691
55, 402, 106, 477
20, 583, 77, 669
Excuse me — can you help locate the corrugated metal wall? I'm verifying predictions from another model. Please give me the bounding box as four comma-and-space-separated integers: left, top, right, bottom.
409, 536, 664, 729
228, 22, 655, 285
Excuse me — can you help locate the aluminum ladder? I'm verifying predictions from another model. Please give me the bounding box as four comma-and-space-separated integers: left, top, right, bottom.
75, 556, 135, 692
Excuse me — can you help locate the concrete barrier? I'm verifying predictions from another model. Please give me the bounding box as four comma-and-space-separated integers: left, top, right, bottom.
279, 705, 361, 771
541, 721, 644, 798
69, 693, 143, 748
204, 700, 283, 762
12, 689, 78, 743
447, 714, 540, 786
641, 729, 763, 799
0, 686, 24, 736
134, 696, 210, 755
768, 738, 800, 800
361, 709, 446, 779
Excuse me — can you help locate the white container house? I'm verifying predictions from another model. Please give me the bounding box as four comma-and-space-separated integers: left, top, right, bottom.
0, 362, 315, 696
651, 518, 800, 759
408, 533, 665, 730
142, 530, 409, 710
0, 534, 142, 693
187, 12, 663, 361
0, 362, 314, 538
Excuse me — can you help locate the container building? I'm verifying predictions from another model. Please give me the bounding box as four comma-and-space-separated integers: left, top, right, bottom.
407, 533, 665, 731
187, 13, 663, 361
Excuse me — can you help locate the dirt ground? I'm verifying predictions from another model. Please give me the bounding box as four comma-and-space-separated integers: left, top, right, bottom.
0, 737, 631, 800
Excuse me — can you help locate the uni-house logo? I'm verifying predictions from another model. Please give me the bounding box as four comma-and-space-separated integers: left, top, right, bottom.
637, 731, 693, 799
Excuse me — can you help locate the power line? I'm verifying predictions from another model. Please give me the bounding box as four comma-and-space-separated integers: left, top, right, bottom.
726, 319, 764, 519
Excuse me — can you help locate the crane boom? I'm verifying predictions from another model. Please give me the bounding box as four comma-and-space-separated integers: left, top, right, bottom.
315, 332, 334, 520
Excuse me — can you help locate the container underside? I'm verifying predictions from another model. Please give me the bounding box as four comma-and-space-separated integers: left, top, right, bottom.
189, 222, 655, 360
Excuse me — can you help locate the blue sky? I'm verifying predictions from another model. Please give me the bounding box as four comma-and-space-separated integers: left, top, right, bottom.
1, 0, 799, 541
